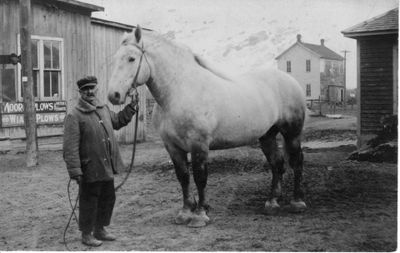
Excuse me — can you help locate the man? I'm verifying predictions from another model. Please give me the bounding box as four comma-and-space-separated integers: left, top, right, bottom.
63, 76, 137, 247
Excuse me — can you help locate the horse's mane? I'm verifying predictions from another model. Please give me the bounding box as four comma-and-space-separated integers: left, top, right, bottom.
121, 31, 233, 81
193, 54, 233, 81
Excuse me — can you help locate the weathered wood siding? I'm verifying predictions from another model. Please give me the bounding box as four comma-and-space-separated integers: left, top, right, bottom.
359, 35, 396, 135
0, 0, 92, 138
90, 21, 147, 143
1, 1, 146, 143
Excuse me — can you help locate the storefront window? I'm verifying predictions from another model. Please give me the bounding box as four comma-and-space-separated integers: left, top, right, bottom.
1, 67, 16, 102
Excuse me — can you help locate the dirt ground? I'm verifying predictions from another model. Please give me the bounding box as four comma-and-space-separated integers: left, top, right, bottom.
0, 115, 397, 251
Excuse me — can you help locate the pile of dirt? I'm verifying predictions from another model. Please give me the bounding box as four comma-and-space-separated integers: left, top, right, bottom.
349, 115, 397, 163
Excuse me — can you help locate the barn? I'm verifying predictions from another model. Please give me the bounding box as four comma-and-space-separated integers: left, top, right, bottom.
342, 8, 398, 148
0, 0, 148, 150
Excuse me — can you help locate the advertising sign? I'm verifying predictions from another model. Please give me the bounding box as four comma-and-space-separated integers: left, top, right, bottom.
0, 101, 67, 128
1, 101, 67, 114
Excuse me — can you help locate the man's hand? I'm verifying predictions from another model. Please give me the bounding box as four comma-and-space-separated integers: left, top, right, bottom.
72, 175, 82, 185
130, 93, 139, 107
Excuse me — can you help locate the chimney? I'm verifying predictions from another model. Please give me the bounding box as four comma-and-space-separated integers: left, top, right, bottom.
320, 39, 325, 46
297, 34, 302, 42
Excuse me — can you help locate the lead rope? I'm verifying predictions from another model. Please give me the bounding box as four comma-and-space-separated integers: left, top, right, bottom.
115, 94, 140, 191
115, 41, 143, 192
63, 179, 80, 251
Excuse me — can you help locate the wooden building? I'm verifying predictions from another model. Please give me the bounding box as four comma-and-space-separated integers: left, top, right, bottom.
0, 0, 148, 148
276, 34, 345, 103
342, 8, 398, 148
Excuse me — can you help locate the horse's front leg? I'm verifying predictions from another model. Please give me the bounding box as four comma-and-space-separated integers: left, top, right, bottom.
164, 141, 195, 224
188, 145, 210, 227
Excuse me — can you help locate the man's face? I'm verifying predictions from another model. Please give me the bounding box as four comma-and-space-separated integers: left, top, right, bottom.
79, 85, 98, 104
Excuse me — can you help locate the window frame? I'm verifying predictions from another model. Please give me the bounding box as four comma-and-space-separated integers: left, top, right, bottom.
306, 83, 311, 97
306, 59, 311, 72
17, 35, 64, 101
286, 61, 291, 73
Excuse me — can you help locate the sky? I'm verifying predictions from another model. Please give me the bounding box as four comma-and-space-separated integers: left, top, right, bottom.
82, 0, 398, 89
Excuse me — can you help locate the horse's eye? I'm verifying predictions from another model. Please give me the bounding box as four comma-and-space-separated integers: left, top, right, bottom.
128, 57, 135, 63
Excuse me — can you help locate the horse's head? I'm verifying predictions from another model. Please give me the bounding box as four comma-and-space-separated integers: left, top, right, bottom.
108, 26, 151, 105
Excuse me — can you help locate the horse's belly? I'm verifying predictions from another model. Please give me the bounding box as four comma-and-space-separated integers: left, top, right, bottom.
209, 120, 273, 150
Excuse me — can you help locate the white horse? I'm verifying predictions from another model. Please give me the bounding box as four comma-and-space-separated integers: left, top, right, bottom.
108, 26, 307, 227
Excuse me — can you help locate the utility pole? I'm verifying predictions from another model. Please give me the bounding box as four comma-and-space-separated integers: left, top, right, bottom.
341, 50, 350, 109
20, 0, 38, 167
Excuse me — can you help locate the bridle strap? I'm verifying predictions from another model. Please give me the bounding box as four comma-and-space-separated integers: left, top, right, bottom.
129, 41, 152, 96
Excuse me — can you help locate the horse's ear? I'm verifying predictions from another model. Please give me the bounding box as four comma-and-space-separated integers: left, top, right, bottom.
135, 25, 142, 43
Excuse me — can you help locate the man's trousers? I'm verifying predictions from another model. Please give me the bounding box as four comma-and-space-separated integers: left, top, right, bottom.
79, 180, 116, 233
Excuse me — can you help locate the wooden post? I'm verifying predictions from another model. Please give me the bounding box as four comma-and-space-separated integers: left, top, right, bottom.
20, 0, 38, 167
319, 96, 322, 116
342, 50, 349, 109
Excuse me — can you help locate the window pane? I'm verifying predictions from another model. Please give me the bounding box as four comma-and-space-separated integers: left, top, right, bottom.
31, 40, 38, 69
1, 68, 16, 102
33, 70, 39, 97
44, 71, 51, 97
51, 71, 59, 97
52, 42, 60, 69
44, 41, 51, 69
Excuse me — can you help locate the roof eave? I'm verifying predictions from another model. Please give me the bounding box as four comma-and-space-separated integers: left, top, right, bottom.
342, 29, 398, 38
321, 57, 344, 61
54, 0, 104, 12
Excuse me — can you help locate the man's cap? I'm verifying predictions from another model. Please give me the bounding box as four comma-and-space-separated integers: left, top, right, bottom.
77, 76, 97, 90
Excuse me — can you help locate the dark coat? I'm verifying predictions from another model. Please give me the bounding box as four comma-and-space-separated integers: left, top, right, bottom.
63, 98, 137, 183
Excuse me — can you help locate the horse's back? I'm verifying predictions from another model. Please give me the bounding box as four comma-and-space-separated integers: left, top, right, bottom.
238, 68, 306, 116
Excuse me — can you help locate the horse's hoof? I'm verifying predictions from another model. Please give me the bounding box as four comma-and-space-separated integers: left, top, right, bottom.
264, 199, 280, 214
187, 210, 209, 228
289, 200, 307, 213
175, 209, 192, 225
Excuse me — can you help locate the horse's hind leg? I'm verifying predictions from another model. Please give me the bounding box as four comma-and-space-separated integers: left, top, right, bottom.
281, 122, 307, 212
188, 144, 210, 228
163, 141, 195, 224
259, 125, 285, 214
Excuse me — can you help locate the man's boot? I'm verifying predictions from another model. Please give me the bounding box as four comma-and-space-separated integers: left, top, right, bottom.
94, 227, 117, 241
82, 232, 103, 247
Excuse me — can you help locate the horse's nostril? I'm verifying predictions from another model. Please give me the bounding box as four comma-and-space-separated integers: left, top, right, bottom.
114, 92, 120, 100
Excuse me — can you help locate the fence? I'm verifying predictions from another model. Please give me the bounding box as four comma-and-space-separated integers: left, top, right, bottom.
307, 98, 357, 117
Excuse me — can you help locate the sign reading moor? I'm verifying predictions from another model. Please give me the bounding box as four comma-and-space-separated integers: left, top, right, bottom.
0, 101, 67, 127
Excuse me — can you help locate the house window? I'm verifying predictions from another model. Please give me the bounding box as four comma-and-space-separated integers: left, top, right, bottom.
19, 35, 64, 100
306, 84, 311, 97
286, 61, 291, 72
306, 59, 311, 72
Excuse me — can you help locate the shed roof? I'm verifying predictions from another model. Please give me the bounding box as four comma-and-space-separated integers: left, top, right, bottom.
342, 8, 398, 38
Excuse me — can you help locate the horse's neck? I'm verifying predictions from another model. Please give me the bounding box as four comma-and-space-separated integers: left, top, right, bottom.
146, 47, 197, 109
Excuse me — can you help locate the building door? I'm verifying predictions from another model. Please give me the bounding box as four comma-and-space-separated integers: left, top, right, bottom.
340, 89, 344, 102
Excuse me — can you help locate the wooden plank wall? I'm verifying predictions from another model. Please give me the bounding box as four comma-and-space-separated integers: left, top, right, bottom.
31, 2, 92, 108
359, 35, 396, 134
90, 22, 147, 143
1, 0, 92, 138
